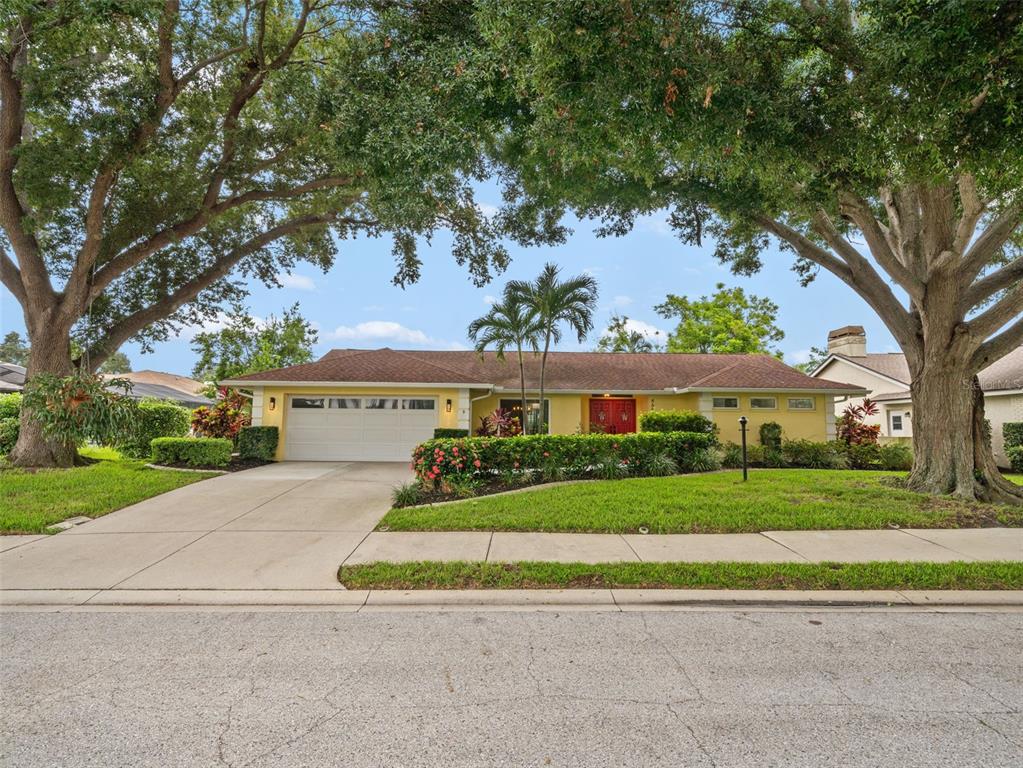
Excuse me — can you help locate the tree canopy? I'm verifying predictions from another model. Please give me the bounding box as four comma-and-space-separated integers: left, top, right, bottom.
0, 331, 28, 365
478, 0, 1023, 501
595, 315, 660, 353
191, 303, 318, 382
655, 283, 784, 356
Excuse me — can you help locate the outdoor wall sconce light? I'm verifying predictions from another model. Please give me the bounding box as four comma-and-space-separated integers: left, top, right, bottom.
268, 397, 276, 411
446, 399, 453, 413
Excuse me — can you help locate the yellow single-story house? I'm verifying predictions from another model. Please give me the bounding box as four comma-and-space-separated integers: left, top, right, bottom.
222, 348, 865, 462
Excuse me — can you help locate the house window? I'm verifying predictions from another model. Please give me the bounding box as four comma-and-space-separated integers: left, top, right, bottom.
750, 397, 777, 410
787, 397, 815, 411
329, 398, 361, 409
365, 398, 399, 409
403, 399, 435, 410
712, 397, 739, 409
499, 398, 550, 433
291, 397, 325, 409
890, 413, 903, 432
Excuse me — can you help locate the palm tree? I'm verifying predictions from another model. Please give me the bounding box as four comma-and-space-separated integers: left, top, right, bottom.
467, 296, 542, 434
507, 263, 599, 434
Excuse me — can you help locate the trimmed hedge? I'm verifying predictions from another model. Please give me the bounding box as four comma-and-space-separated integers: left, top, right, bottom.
1008, 446, 1023, 473
639, 409, 716, 438
433, 428, 470, 439
0, 416, 18, 455
151, 437, 232, 467
720, 439, 913, 472
238, 426, 278, 460
118, 399, 191, 459
1003, 422, 1023, 450
412, 431, 716, 486
0, 392, 21, 420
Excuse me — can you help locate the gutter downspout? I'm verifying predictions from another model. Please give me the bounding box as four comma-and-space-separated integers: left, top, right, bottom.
469, 386, 495, 433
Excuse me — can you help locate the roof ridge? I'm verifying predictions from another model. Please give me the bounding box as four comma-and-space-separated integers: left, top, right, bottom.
390, 349, 486, 381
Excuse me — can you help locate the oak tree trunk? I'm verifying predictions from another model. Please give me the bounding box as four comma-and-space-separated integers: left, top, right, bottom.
7, 323, 80, 468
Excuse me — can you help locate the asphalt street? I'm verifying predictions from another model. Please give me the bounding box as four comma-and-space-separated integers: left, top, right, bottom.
2, 608, 1021, 767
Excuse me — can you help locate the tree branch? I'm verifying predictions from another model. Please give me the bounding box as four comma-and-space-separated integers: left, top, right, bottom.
973, 313, 1023, 372
0, 245, 26, 305
953, 173, 986, 256
838, 190, 925, 300
966, 280, 1023, 340
959, 202, 1023, 283
962, 255, 1023, 310
86, 212, 341, 370
89, 175, 354, 296
64, 0, 182, 314
0, 20, 55, 305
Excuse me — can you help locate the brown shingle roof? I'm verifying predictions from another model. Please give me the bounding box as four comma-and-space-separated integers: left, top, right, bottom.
830, 346, 1023, 392
226, 348, 862, 392
832, 353, 911, 384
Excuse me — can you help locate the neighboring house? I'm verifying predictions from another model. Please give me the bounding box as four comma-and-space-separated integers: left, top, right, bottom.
222, 348, 864, 462
104, 370, 213, 409
0, 362, 25, 393
810, 326, 1023, 467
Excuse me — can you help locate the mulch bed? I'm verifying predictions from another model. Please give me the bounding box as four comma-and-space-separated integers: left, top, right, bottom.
151, 457, 273, 473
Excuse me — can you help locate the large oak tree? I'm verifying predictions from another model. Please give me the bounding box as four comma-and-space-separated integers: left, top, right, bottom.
481, 0, 1023, 502
1, 0, 511, 466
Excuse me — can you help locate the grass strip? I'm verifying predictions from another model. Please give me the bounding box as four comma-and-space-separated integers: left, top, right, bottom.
0, 446, 214, 534
381, 470, 1023, 534
338, 560, 1023, 591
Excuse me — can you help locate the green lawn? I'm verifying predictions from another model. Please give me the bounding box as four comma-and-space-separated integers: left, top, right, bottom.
338, 560, 1023, 591
380, 469, 1023, 534
0, 446, 215, 534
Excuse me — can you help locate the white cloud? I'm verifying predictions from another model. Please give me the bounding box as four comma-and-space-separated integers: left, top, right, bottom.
478, 202, 500, 218
610, 295, 633, 308
279, 273, 317, 291
636, 213, 672, 236
324, 321, 466, 350
787, 348, 812, 365
604, 317, 666, 341
483, 294, 498, 305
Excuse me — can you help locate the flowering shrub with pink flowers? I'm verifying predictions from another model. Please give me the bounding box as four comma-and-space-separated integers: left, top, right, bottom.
411, 431, 716, 488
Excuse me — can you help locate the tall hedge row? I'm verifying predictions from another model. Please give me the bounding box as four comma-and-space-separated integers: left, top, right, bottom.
412, 431, 716, 485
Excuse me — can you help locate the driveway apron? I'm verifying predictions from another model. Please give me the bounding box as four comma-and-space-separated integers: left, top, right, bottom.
0, 462, 409, 592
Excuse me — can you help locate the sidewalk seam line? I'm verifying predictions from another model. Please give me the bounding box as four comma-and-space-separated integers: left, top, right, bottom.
484, 532, 494, 562
757, 532, 813, 562
895, 529, 980, 561
620, 534, 644, 563
104, 470, 345, 590
340, 530, 375, 567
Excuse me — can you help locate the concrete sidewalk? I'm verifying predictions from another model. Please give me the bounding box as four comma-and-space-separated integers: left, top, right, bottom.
344, 527, 1023, 565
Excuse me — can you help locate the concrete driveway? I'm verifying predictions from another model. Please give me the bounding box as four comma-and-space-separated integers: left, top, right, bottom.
0, 462, 409, 593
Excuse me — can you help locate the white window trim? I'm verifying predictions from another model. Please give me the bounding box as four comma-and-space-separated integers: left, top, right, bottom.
288, 395, 438, 411
786, 397, 816, 411
749, 397, 778, 410
712, 396, 740, 410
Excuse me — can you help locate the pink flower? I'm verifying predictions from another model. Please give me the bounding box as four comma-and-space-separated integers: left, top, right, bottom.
432, 465, 440, 473
513, 461, 519, 468
452, 447, 459, 455
473, 459, 481, 468
543, 451, 550, 457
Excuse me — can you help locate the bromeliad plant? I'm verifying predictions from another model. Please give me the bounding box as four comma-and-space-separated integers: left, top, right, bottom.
19, 372, 137, 460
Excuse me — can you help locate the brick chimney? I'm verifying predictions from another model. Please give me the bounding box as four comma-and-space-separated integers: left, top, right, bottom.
827, 325, 866, 357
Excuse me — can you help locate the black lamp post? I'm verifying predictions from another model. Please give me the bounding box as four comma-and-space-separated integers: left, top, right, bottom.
738, 415, 749, 481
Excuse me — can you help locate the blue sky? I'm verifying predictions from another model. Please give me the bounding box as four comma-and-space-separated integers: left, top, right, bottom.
1, 196, 901, 376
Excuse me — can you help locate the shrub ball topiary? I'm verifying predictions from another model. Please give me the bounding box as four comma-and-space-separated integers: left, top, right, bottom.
1007, 446, 1023, 473
238, 426, 279, 461
118, 399, 191, 459
151, 437, 232, 467
1003, 423, 1023, 450
0, 416, 19, 455
0, 392, 21, 420
759, 421, 783, 449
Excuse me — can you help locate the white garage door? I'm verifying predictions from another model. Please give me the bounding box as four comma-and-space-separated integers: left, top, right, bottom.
285, 395, 439, 462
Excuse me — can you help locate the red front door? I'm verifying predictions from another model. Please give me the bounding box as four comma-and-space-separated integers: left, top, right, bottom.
589, 399, 637, 434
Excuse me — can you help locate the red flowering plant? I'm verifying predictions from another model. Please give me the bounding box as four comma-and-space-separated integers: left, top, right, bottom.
836, 398, 881, 445
411, 437, 484, 489
191, 388, 250, 444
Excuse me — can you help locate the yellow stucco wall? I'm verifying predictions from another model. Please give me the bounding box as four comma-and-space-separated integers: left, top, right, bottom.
258, 385, 462, 460
256, 386, 832, 458
709, 393, 829, 444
